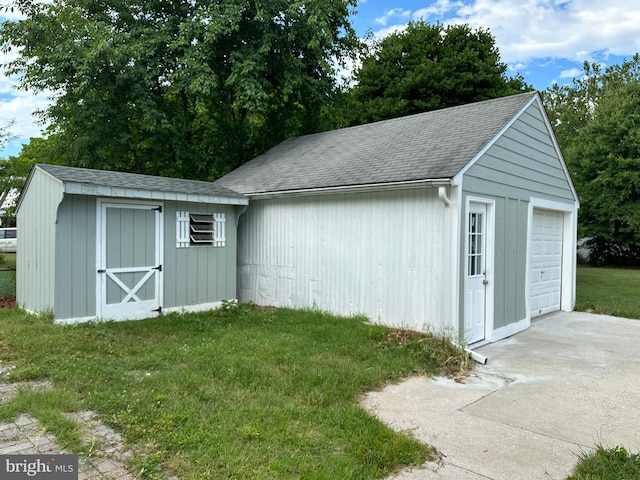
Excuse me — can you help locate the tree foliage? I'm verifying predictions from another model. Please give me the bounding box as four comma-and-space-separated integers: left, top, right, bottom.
0, 122, 33, 225
0, 0, 359, 179
543, 55, 640, 265
342, 21, 531, 125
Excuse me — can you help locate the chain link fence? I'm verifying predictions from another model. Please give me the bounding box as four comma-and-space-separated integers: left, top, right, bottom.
0, 268, 16, 298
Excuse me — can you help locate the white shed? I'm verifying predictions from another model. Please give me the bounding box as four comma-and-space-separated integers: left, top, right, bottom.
215, 92, 579, 345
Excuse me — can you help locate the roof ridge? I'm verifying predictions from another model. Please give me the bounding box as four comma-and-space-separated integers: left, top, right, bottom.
286, 91, 539, 141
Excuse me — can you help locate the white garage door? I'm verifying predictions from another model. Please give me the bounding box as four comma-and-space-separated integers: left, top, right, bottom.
530, 209, 563, 318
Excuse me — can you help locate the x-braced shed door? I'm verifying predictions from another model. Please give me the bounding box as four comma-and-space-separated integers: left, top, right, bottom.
97, 201, 163, 321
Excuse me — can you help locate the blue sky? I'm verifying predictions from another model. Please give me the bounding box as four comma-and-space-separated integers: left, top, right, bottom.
1, 0, 639, 158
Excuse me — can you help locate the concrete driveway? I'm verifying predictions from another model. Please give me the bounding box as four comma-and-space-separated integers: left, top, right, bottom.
361, 311, 640, 480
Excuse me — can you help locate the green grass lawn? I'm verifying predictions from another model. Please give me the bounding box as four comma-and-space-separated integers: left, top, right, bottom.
567, 446, 640, 480
0, 304, 468, 479
575, 265, 640, 318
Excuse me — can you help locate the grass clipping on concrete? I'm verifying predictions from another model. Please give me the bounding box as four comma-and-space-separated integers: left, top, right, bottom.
0, 304, 469, 479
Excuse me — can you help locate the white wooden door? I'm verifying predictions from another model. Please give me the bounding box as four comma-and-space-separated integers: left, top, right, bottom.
530, 209, 563, 318
97, 202, 163, 321
465, 203, 487, 344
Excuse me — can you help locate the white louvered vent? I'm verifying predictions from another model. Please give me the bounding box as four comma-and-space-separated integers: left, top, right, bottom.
190, 213, 214, 245
176, 211, 226, 248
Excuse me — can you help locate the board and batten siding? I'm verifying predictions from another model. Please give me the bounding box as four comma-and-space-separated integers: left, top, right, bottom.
17, 168, 64, 314
49, 198, 239, 321
460, 100, 577, 331
54, 196, 97, 320
237, 188, 456, 333
163, 202, 239, 310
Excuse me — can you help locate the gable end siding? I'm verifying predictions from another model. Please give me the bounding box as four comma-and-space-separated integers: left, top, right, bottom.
463, 102, 575, 203
17, 169, 64, 314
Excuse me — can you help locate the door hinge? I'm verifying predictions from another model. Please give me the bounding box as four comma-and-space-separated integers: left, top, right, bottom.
152, 306, 162, 314
153, 265, 162, 272
97, 269, 106, 273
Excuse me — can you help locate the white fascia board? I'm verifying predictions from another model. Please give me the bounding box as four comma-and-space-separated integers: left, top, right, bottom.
247, 178, 453, 199
62, 181, 249, 205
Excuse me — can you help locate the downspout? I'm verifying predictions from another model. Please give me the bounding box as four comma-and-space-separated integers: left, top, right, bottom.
465, 348, 488, 364
235, 204, 248, 227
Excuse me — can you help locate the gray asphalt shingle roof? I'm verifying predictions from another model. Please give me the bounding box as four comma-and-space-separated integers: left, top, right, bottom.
214, 92, 538, 195
37, 163, 245, 199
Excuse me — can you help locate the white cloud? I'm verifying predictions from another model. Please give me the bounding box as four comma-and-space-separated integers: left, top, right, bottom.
375, 8, 411, 26
0, 43, 51, 145
433, 0, 640, 65
370, 23, 409, 40
0, 90, 50, 138
368, 1, 640, 66
413, 0, 466, 22
559, 68, 583, 79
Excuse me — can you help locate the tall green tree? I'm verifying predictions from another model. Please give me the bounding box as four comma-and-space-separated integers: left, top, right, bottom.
543, 55, 640, 265
1, 0, 359, 179
342, 21, 531, 125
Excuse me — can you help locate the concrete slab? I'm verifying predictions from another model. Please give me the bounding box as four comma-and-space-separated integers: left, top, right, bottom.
362, 311, 640, 480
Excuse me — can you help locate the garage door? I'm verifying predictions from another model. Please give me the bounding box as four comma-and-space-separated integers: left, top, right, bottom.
530, 209, 563, 318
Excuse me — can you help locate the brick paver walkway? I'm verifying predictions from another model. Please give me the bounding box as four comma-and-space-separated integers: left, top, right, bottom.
0, 363, 172, 479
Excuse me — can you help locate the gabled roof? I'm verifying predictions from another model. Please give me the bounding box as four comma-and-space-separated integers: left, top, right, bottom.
214, 91, 539, 196
19, 164, 247, 210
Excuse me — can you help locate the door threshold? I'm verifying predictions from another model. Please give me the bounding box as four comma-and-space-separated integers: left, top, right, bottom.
467, 339, 489, 349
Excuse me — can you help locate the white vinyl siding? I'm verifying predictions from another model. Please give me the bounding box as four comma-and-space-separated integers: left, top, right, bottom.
237, 188, 456, 333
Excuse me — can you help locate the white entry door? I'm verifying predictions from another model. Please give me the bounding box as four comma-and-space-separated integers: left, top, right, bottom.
97, 201, 163, 321
465, 203, 488, 344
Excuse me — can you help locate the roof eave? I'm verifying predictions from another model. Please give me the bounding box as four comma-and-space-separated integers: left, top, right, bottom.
246, 178, 453, 199
62, 181, 249, 206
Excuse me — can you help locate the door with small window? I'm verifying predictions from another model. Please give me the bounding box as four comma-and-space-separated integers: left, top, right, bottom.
465, 203, 488, 344
97, 201, 163, 321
